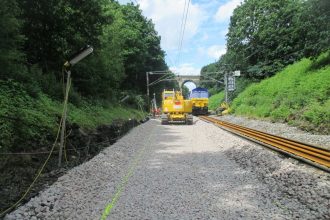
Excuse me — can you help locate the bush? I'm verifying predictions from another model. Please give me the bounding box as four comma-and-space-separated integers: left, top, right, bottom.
0, 80, 56, 152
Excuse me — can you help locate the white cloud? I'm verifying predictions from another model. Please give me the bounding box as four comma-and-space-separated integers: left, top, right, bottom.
170, 63, 201, 76
207, 45, 226, 59
138, 0, 207, 50
214, 0, 241, 23
118, 0, 231, 71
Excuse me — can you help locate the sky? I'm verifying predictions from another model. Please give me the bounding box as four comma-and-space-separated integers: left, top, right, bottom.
118, 0, 241, 77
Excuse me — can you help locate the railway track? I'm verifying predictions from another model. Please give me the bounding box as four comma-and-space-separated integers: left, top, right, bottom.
200, 116, 330, 172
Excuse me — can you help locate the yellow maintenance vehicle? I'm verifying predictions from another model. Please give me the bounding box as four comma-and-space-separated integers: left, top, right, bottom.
215, 102, 231, 116
161, 90, 193, 125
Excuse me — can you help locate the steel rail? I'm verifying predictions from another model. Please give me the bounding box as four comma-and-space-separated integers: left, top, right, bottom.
200, 116, 330, 172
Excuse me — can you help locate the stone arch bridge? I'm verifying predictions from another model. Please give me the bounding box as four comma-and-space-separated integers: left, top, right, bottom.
175, 75, 201, 88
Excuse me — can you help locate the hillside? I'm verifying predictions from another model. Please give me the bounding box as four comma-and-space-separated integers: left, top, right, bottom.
230, 52, 330, 134
0, 80, 146, 153
0, 80, 146, 211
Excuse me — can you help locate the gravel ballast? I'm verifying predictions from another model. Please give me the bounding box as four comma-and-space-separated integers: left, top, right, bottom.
5, 118, 330, 219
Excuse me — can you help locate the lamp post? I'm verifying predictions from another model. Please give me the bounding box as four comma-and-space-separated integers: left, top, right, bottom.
59, 45, 93, 167
224, 72, 228, 103
146, 72, 150, 108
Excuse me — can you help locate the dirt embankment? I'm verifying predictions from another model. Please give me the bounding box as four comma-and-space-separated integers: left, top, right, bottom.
0, 118, 145, 216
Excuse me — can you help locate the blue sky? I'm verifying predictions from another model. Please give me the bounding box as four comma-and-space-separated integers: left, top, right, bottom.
118, 0, 241, 76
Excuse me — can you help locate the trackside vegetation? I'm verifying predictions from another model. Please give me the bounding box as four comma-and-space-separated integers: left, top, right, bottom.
201, 0, 330, 84
231, 52, 330, 133
208, 92, 225, 110
0, 0, 174, 153
203, 0, 329, 134
0, 80, 146, 152
208, 77, 255, 110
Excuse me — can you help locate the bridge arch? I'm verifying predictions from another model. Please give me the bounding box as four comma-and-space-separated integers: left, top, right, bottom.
175, 75, 200, 88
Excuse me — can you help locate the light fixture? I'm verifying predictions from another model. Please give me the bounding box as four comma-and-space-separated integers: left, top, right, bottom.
64, 45, 93, 67
59, 44, 93, 167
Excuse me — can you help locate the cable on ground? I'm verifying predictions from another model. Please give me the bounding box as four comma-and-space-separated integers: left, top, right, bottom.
0, 117, 63, 218
0, 66, 69, 217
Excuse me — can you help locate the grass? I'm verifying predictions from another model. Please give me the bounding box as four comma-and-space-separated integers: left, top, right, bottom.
231, 51, 330, 133
67, 103, 145, 129
0, 81, 146, 152
208, 78, 255, 110
209, 92, 225, 110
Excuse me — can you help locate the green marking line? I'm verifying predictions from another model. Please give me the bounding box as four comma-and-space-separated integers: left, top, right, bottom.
100, 132, 153, 220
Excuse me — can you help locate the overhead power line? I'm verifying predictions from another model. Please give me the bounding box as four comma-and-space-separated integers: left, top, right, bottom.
178, 0, 187, 50
176, 0, 191, 66
148, 71, 175, 87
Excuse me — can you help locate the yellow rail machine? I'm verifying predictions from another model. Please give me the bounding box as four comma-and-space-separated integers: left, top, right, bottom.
161, 90, 193, 125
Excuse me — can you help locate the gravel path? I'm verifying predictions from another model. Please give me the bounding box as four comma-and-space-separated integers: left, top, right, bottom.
5, 119, 330, 219
217, 115, 330, 150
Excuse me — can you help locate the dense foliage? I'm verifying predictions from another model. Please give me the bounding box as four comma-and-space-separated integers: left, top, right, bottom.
0, 0, 170, 152
0, 0, 26, 80
0, 79, 146, 152
201, 0, 330, 84
1, 0, 168, 101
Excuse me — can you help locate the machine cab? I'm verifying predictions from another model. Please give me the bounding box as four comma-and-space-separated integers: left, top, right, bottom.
163, 91, 175, 100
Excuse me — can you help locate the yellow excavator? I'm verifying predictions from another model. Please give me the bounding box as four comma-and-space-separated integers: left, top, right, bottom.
161, 90, 193, 125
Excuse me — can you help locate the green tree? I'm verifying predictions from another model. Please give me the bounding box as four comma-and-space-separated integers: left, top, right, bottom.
71, 2, 168, 100
119, 4, 167, 93
299, 0, 330, 57
200, 62, 219, 91
0, 0, 26, 80
16, 0, 118, 100
18, 0, 105, 73
1, 0, 168, 104
226, 0, 304, 77
182, 85, 190, 99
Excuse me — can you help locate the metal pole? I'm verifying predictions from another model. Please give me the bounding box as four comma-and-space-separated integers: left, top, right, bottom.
59, 70, 71, 167
146, 72, 150, 111
153, 93, 157, 109
152, 93, 156, 117
225, 72, 228, 103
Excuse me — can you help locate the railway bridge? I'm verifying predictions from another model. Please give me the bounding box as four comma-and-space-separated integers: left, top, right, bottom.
175, 75, 201, 87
